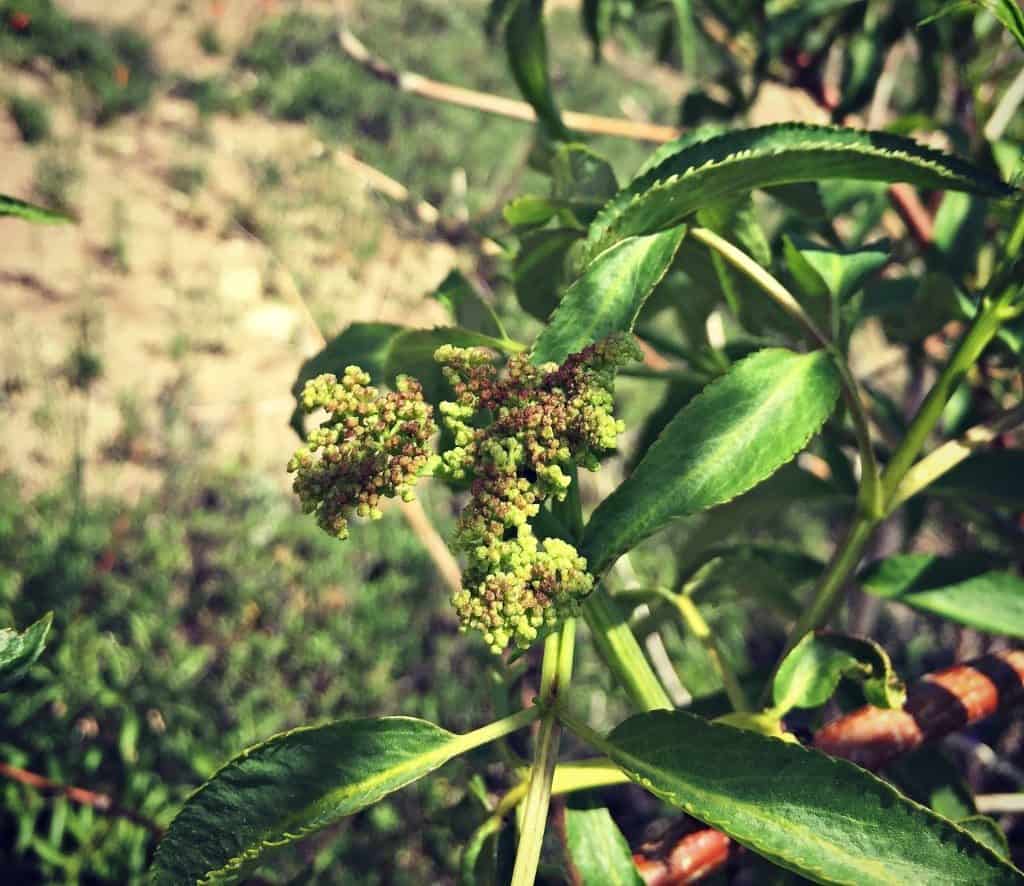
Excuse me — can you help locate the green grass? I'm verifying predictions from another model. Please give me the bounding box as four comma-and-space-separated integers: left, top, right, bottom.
0, 0, 157, 123
0, 467, 498, 884
8, 93, 49, 143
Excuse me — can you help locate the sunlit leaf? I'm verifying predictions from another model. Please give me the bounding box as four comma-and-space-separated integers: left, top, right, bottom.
599, 710, 1020, 884
584, 348, 841, 575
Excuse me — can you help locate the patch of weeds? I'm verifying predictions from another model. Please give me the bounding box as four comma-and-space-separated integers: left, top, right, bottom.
33, 146, 80, 213
97, 198, 130, 272
197, 24, 222, 56
167, 162, 207, 196
63, 311, 103, 392
170, 76, 246, 117
104, 391, 147, 461
8, 93, 50, 143
0, 0, 158, 123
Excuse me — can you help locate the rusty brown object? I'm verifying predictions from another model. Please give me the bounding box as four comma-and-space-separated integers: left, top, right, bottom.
0, 762, 163, 836
813, 648, 1024, 769
634, 827, 733, 885
634, 648, 1024, 885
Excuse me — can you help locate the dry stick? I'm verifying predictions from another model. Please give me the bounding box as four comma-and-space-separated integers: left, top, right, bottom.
0, 762, 163, 836
336, 27, 682, 144
632, 648, 1024, 885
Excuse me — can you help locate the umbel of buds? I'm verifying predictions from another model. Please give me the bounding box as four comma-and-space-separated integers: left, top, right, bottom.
288, 367, 437, 540
436, 335, 640, 652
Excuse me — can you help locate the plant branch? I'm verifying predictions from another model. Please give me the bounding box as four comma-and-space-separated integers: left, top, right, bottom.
583, 587, 673, 712
0, 762, 163, 836
887, 401, 1024, 511
510, 618, 576, 886
879, 282, 1021, 505
336, 25, 682, 143
637, 587, 749, 713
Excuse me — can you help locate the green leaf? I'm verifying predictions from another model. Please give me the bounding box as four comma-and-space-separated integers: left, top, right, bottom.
583, 348, 840, 575
152, 717, 467, 885
860, 554, 1024, 638
933, 191, 987, 280
668, 0, 698, 73
385, 327, 522, 404
772, 632, 905, 715
461, 817, 515, 885
504, 0, 569, 140
0, 193, 72, 224
599, 710, 1021, 885
430, 269, 505, 339
888, 747, 977, 820
289, 323, 404, 436
928, 451, 1024, 507
783, 236, 890, 304
564, 801, 643, 886
584, 124, 1018, 260
504, 194, 561, 229
513, 228, 582, 320
551, 143, 619, 209
531, 226, 686, 365
920, 1, 1024, 51
0, 612, 53, 691
958, 817, 1011, 861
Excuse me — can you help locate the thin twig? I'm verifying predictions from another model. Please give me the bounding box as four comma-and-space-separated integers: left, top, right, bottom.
0, 762, 163, 836
336, 26, 683, 144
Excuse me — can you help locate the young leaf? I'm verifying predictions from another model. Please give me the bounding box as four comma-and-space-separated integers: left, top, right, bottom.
583, 348, 841, 575
531, 226, 686, 365
504, 0, 570, 140
504, 194, 562, 229
860, 554, 1024, 638
584, 125, 1018, 260
783, 236, 890, 304
564, 801, 643, 886
290, 322, 404, 435
772, 632, 905, 715
598, 710, 1020, 885
153, 717, 470, 885
0, 612, 53, 691
431, 270, 505, 339
0, 193, 72, 224
920, 1, 1024, 52
461, 817, 515, 886
958, 817, 1012, 861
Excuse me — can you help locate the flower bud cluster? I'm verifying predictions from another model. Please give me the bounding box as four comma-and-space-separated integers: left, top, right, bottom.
287, 367, 436, 540
436, 335, 640, 652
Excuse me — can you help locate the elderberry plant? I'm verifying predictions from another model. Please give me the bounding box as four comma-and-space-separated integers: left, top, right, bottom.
5, 2, 1020, 884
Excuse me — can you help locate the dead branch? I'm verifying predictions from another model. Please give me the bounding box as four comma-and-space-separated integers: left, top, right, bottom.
0, 762, 163, 836
336, 26, 682, 144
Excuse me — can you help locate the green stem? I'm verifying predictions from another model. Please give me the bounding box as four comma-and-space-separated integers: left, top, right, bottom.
879, 292, 1017, 506
455, 705, 542, 755
887, 402, 1024, 511
689, 226, 883, 517
582, 587, 673, 712
671, 592, 751, 712
510, 618, 576, 886
775, 516, 875, 662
